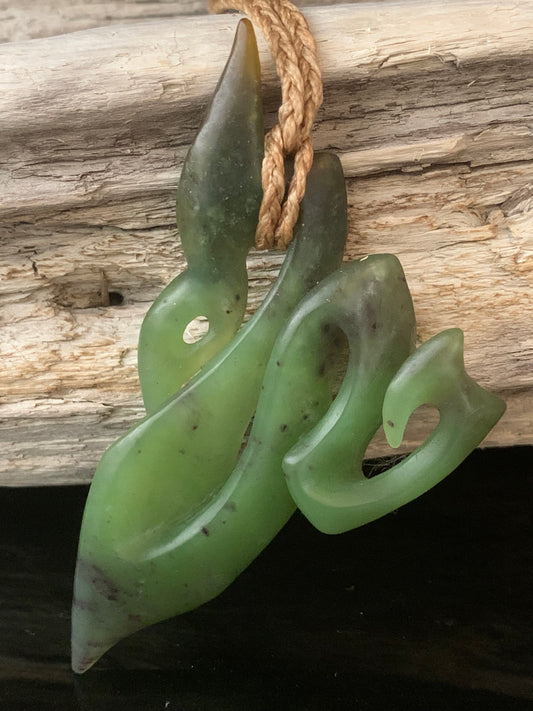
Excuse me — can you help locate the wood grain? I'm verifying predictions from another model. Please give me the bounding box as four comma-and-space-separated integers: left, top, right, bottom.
0, 0, 366, 43
1, 1, 532, 484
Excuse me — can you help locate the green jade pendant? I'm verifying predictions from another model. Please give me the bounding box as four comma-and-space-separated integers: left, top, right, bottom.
72, 19, 506, 675
72, 151, 347, 673
72, 252, 411, 673
71, 22, 348, 672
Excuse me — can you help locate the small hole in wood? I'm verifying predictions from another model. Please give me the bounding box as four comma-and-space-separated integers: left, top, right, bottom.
108, 291, 124, 306
183, 316, 210, 344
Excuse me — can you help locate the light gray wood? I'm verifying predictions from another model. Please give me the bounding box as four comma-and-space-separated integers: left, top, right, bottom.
0, 1, 204, 44
1, 1, 532, 484
0, 0, 373, 43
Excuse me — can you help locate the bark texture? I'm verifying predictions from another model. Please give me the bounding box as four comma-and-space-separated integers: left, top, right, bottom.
1, 1, 532, 484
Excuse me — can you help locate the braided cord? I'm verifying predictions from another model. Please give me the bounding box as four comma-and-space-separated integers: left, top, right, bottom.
209, 0, 323, 249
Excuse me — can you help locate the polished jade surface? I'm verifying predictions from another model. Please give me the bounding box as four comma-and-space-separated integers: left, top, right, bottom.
72, 113, 348, 676
138, 19, 264, 413
285, 327, 506, 534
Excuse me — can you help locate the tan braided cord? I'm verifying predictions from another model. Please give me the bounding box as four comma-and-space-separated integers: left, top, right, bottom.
209, 0, 323, 249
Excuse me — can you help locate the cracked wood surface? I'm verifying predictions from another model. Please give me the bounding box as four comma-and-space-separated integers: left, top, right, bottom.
1, 1, 532, 485
0, 0, 362, 43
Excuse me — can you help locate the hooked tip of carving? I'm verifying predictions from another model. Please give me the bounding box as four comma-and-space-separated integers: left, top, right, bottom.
383, 415, 405, 450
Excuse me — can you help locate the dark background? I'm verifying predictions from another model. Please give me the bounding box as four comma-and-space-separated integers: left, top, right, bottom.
1, 447, 531, 710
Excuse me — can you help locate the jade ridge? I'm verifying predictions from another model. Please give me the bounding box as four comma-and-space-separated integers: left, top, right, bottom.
71, 20, 505, 673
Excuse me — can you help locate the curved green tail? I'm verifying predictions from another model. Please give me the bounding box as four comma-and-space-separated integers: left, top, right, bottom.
285, 327, 506, 534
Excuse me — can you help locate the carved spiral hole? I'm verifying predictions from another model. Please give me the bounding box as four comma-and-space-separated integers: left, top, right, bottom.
363, 405, 440, 479
183, 316, 210, 344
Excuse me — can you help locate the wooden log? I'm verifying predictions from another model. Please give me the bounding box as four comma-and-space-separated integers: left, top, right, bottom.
1, 1, 532, 485
0, 0, 360, 44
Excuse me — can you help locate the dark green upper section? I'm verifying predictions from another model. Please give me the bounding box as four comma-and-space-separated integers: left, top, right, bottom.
272, 152, 348, 295
177, 19, 264, 279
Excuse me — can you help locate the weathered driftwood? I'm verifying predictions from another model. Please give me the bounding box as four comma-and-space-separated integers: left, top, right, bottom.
1, 1, 532, 485
0, 0, 361, 43
0, 0, 203, 44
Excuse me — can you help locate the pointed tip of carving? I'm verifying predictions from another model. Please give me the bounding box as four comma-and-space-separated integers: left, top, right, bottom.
177, 14, 263, 260
70, 593, 119, 674
205, 15, 261, 118
71, 642, 106, 675
70, 596, 144, 674
71, 619, 112, 674
71, 555, 149, 674
234, 17, 260, 70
